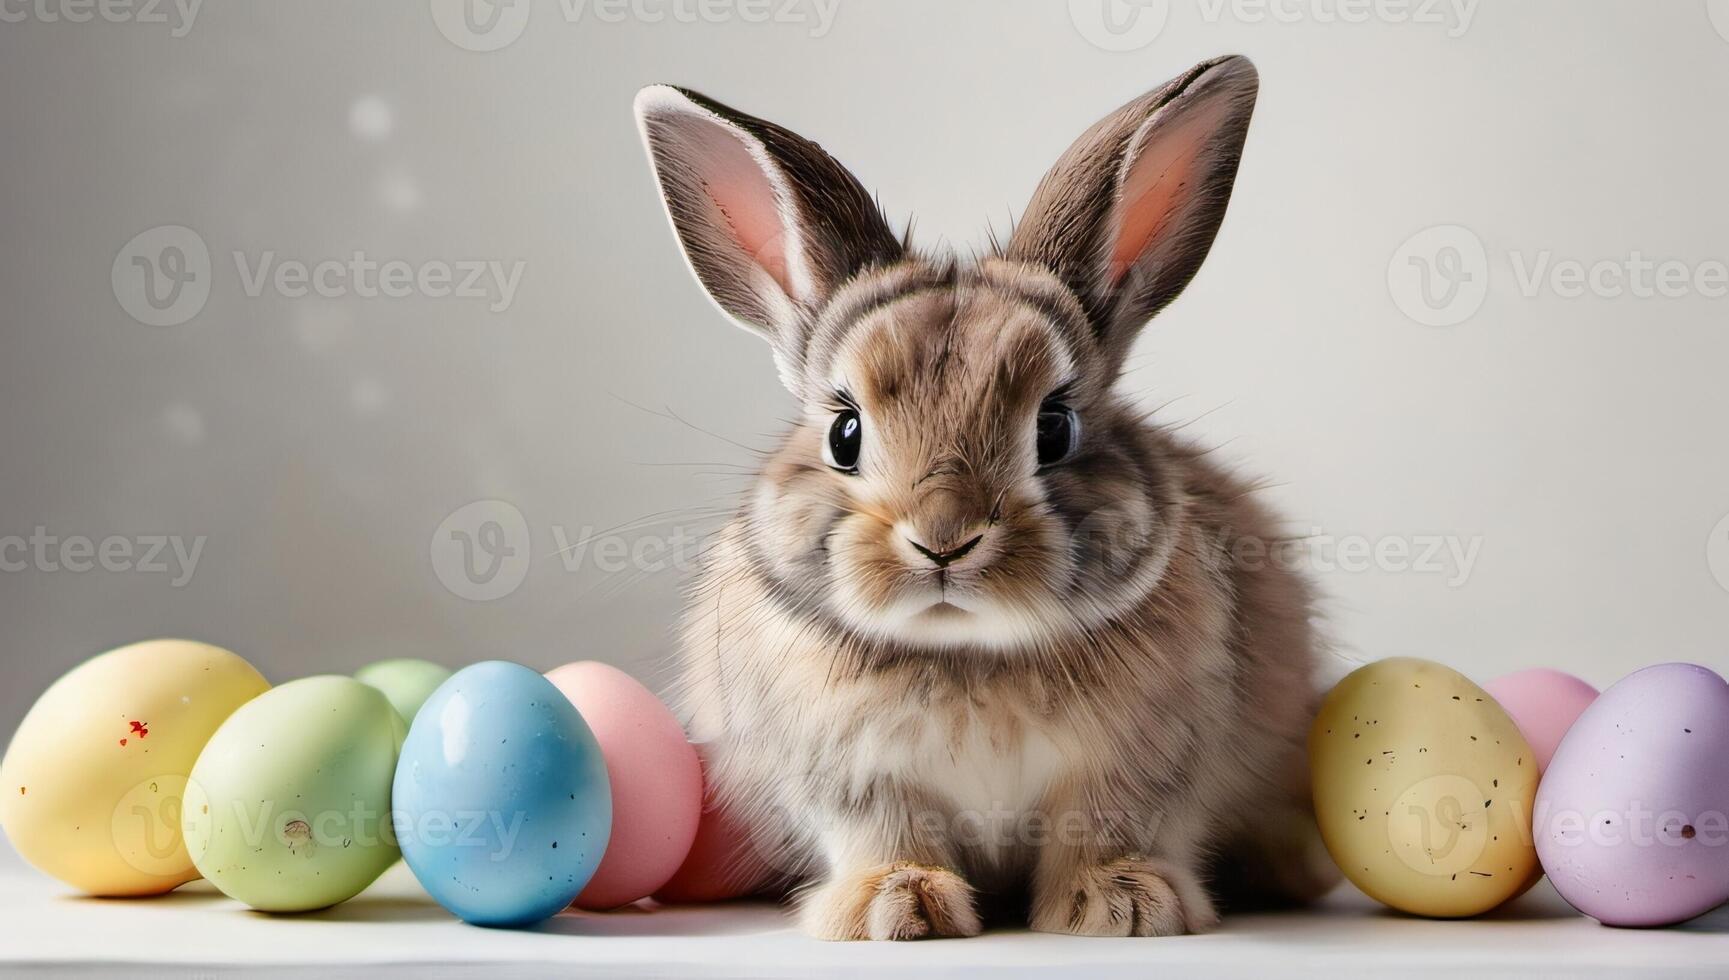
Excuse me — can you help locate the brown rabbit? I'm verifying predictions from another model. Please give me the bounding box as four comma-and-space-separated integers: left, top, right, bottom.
634, 55, 1337, 940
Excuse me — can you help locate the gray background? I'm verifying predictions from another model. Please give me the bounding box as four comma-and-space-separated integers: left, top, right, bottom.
3, 0, 1728, 738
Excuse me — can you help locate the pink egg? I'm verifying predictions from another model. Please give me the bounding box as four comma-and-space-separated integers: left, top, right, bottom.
545, 661, 702, 909
653, 743, 778, 904
1483, 668, 1599, 772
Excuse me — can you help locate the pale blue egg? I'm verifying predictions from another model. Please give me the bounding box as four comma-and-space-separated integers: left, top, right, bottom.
393, 661, 611, 927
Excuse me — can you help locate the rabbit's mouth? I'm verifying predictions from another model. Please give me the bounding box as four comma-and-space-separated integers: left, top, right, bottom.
863, 583, 1062, 650
916, 600, 969, 620
898, 600, 983, 640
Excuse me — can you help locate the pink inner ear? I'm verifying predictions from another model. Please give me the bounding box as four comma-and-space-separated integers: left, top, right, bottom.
687, 119, 797, 297
1107, 109, 1213, 285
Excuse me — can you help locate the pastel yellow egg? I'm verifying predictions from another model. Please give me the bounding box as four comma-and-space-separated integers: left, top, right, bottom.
1309, 657, 1540, 917
0, 639, 269, 895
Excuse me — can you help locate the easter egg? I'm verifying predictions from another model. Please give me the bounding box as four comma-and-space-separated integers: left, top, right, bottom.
356, 658, 452, 724
0, 639, 268, 896
1534, 663, 1729, 926
182, 676, 404, 911
394, 661, 611, 927
1483, 669, 1598, 772
1310, 657, 1541, 917
545, 661, 701, 909
653, 742, 777, 903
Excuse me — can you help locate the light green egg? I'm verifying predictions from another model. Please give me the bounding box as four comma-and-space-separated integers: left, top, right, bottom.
355, 658, 453, 725
183, 676, 405, 912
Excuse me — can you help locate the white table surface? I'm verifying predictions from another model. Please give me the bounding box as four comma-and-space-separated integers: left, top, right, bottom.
2, 841, 1724, 978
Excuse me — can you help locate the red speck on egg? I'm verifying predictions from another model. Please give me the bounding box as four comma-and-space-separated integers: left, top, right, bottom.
118, 738, 127, 746
130, 720, 149, 738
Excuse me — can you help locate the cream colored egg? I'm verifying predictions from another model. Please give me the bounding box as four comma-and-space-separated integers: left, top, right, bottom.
1310, 657, 1540, 917
0, 639, 269, 895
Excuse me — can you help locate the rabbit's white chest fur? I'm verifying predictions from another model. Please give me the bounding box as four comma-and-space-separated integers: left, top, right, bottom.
832, 694, 1065, 863
678, 561, 1121, 879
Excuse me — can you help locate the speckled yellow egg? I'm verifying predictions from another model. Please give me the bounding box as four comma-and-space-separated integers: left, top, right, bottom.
1310, 657, 1540, 917
0, 639, 270, 896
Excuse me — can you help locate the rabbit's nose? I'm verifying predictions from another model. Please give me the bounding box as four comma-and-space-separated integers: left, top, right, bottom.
904, 481, 990, 567
907, 534, 984, 569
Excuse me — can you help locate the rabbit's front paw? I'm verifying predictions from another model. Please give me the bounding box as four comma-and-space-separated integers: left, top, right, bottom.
800, 862, 982, 941
1031, 857, 1216, 937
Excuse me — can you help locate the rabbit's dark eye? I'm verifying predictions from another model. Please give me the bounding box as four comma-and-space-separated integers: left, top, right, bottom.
824, 409, 862, 473
1036, 402, 1080, 468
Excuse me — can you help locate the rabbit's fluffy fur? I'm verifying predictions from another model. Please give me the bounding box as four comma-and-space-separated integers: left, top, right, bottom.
636, 55, 1337, 939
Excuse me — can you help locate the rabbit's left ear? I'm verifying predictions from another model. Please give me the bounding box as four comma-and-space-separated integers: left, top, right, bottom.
1006, 55, 1258, 365
634, 85, 903, 386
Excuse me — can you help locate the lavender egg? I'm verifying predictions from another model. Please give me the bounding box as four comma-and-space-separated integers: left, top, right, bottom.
1534, 663, 1729, 926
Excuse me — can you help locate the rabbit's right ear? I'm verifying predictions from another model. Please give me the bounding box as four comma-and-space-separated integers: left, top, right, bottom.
1005, 56, 1259, 370
634, 86, 903, 383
